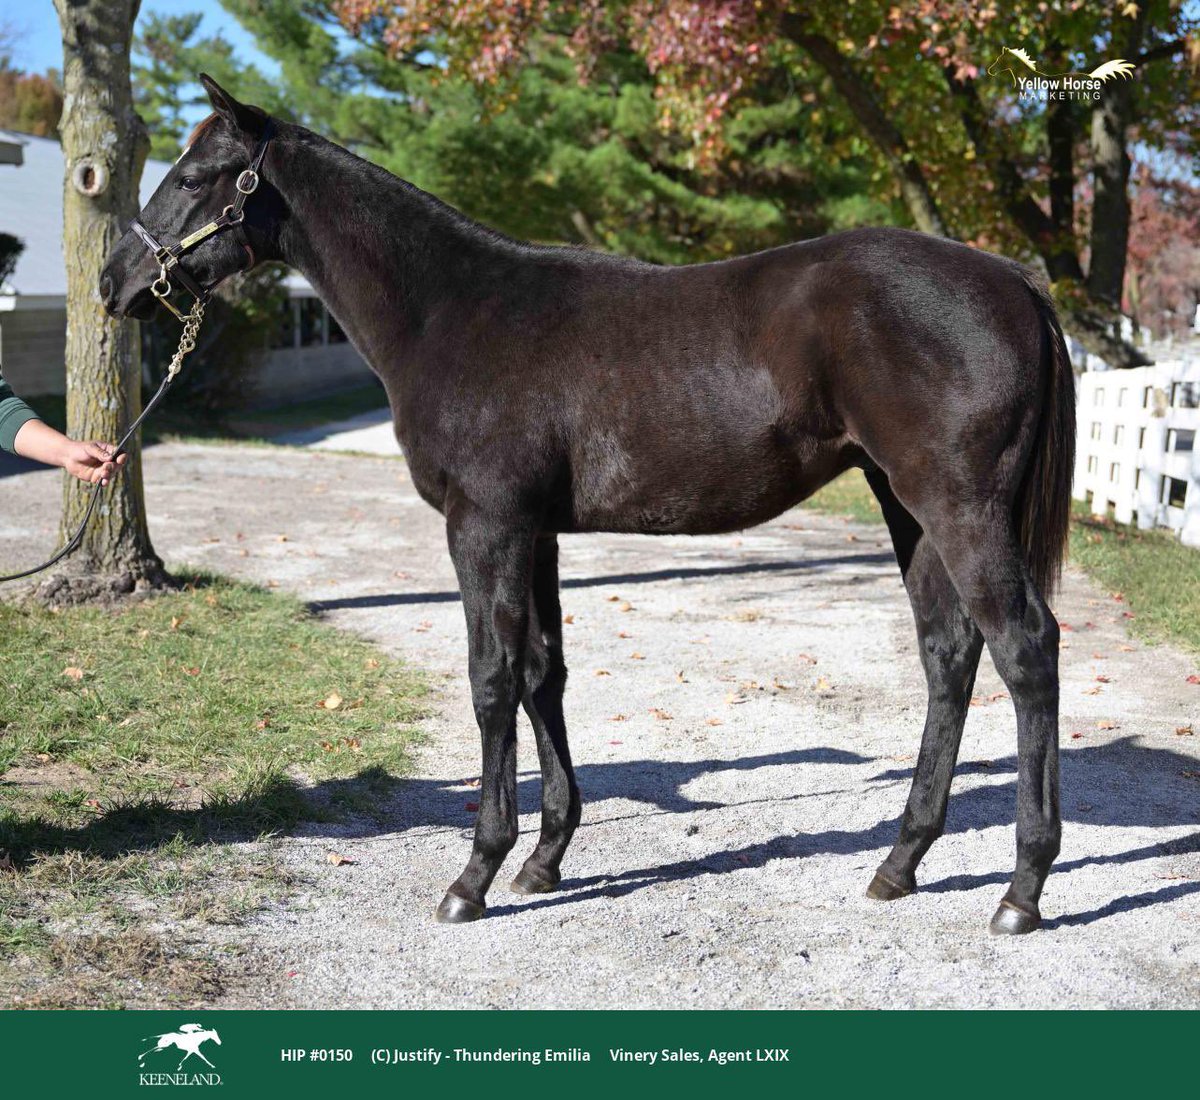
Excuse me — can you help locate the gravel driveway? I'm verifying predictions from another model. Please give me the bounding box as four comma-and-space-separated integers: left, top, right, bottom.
3, 434, 1198, 1009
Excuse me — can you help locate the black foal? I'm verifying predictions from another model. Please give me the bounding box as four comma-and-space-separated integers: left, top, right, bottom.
101, 77, 1074, 935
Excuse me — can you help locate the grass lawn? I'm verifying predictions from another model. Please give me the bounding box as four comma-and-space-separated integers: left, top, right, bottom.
802, 469, 1199, 656
0, 575, 426, 1008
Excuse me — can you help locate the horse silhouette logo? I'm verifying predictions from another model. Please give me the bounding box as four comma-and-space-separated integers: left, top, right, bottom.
138, 1023, 222, 1072
987, 45, 1136, 86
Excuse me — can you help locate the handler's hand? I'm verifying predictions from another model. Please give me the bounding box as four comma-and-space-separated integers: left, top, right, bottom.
61, 441, 128, 486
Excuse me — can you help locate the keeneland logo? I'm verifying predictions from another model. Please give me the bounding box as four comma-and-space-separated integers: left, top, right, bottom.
138, 1023, 223, 1087
987, 45, 1136, 101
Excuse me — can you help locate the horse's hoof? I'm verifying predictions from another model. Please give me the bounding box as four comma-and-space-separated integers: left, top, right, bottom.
435, 891, 485, 924
865, 870, 912, 902
988, 899, 1041, 935
510, 866, 559, 895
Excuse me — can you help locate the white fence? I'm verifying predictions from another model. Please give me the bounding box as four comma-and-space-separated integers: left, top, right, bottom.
1073, 360, 1200, 547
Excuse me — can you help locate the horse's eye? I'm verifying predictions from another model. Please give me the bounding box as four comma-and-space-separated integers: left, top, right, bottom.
179, 176, 201, 192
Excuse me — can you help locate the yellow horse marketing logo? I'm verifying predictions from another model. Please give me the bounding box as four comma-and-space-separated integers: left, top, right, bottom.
987, 46, 1136, 100
138, 1023, 223, 1086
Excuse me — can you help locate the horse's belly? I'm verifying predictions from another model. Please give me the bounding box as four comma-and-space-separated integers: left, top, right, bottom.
566, 434, 846, 536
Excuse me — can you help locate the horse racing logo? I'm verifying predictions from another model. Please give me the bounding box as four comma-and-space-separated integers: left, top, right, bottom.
987, 46, 1136, 100
139, 1023, 223, 1073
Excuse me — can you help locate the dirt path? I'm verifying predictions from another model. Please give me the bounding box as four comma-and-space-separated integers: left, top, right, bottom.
3, 442, 1198, 1008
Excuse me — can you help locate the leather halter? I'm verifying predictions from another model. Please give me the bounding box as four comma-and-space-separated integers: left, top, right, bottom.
130, 120, 274, 320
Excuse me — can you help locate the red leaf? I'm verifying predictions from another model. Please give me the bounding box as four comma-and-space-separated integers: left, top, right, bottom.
465, 801, 479, 812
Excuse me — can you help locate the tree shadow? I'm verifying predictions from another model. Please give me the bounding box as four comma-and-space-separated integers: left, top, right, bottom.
307, 551, 896, 612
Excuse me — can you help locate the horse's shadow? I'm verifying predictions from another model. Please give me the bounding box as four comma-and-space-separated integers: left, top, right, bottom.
4, 737, 1198, 930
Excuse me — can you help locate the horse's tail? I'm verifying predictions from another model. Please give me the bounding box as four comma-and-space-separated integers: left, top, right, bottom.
1014, 269, 1075, 599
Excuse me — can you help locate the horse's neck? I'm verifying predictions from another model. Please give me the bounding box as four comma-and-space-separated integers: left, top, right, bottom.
271, 133, 499, 367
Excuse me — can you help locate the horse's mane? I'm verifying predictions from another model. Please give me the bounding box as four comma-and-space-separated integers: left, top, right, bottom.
179, 113, 218, 158
1006, 47, 1038, 71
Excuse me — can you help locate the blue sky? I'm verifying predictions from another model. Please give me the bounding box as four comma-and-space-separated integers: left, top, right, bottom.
8, 0, 278, 78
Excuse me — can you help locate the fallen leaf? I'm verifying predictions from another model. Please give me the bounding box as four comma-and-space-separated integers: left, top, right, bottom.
255, 718, 271, 730
595, 669, 611, 677
319, 740, 335, 752
170, 616, 183, 631
563, 614, 575, 625
1071, 732, 1085, 739
342, 737, 361, 751
84, 799, 102, 811
618, 631, 633, 639
845, 533, 859, 542
609, 714, 628, 722
705, 718, 723, 727
1187, 675, 1200, 686
676, 671, 688, 683
35, 753, 51, 763
1092, 652, 1106, 660
1121, 611, 1135, 619
464, 802, 480, 812
364, 658, 380, 670
326, 852, 356, 866
606, 595, 620, 603
618, 601, 634, 612
278, 534, 289, 542
205, 593, 218, 607
813, 676, 834, 694
1083, 686, 1103, 696
1097, 719, 1119, 730
725, 692, 748, 705
318, 691, 344, 710
987, 691, 1008, 703
1095, 674, 1112, 683
1176, 726, 1194, 737
62, 666, 84, 681
608, 740, 623, 746
797, 653, 818, 665
649, 707, 673, 720
183, 666, 201, 677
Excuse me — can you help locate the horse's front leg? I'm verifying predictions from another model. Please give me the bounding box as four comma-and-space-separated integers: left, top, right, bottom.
435, 502, 534, 923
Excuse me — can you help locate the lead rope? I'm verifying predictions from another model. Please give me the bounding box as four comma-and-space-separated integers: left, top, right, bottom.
0, 299, 206, 584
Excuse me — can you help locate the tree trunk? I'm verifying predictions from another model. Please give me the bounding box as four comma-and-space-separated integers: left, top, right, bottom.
1086, 4, 1149, 310
48, 0, 167, 602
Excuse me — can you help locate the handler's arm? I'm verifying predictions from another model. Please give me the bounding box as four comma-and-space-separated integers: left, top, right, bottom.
0, 371, 126, 484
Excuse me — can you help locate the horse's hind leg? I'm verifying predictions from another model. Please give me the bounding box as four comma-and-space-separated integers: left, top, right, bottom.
511, 535, 581, 894
908, 502, 1061, 934
864, 470, 984, 901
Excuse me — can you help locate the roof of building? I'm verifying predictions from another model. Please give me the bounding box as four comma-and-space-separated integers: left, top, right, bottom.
0, 129, 311, 303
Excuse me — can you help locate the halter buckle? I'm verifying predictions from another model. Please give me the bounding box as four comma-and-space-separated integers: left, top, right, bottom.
235, 169, 259, 195
221, 204, 245, 225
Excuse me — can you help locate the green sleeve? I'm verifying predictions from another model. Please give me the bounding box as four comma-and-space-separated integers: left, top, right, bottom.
0, 371, 41, 454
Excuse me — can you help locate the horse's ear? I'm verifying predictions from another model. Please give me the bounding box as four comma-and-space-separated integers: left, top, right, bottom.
199, 73, 265, 138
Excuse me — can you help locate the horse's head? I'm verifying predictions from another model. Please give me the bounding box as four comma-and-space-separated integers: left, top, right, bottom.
100, 75, 280, 320
208, 1031, 223, 1047
986, 47, 1012, 77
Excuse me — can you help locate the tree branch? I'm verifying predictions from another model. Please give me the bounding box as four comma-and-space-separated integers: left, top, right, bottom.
780, 16, 949, 237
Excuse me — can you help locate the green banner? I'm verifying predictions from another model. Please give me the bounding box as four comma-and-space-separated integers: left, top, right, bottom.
0, 1009, 1189, 1098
